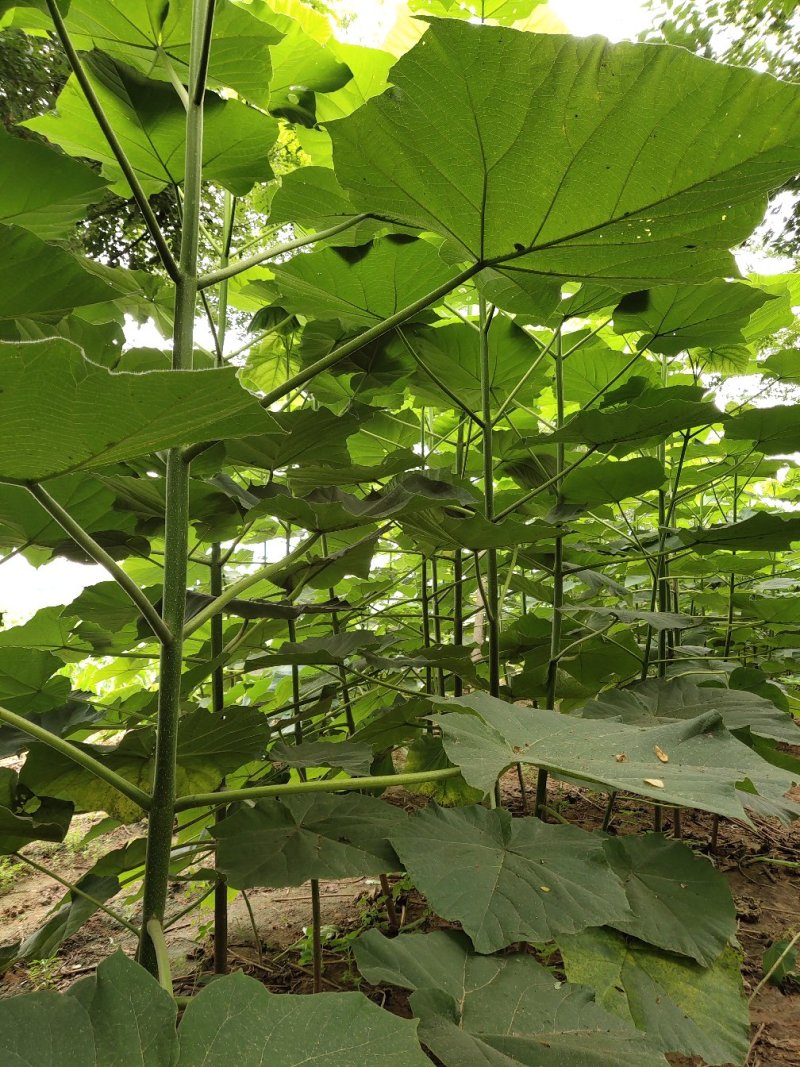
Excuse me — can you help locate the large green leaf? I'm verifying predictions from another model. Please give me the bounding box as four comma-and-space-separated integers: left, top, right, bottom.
602, 834, 736, 966
0, 225, 119, 320
726, 403, 800, 452
21, 707, 270, 821
558, 929, 749, 1066
354, 929, 666, 1067
15, 838, 146, 963
400, 511, 552, 552
53, 0, 282, 107
677, 511, 800, 551
225, 406, 359, 471
248, 474, 474, 533
409, 0, 548, 23
0, 768, 73, 855
578, 675, 800, 745
0, 339, 276, 480
250, 630, 382, 665
331, 21, 800, 285
0, 950, 427, 1066
613, 281, 774, 354
547, 386, 722, 448
269, 738, 374, 776
25, 55, 277, 196
0, 127, 107, 239
433, 692, 798, 818
268, 165, 377, 243
211, 793, 406, 888
0, 951, 177, 1065
407, 316, 545, 411
315, 41, 394, 122
0, 647, 70, 714
176, 971, 429, 1066
265, 15, 352, 116
389, 804, 631, 952
561, 457, 666, 505
269, 237, 455, 328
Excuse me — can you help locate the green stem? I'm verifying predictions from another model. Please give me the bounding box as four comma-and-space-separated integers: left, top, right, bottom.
197, 217, 370, 289
184, 267, 483, 466
0, 704, 150, 811
479, 296, 500, 698
173, 767, 462, 812
431, 558, 446, 697
146, 918, 174, 995
255, 265, 482, 408
183, 534, 320, 637
14, 852, 141, 936
138, 0, 209, 976
537, 328, 564, 819
211, 190, 235, 976
493, 446, 597, 521
453, 422, 465, 697
311, 877, 322, 994
24, 483, 171, 645
723, 472, 739, 658
43, 0, 180, 281
421, 557, 433, 694
211, 546, 228, 975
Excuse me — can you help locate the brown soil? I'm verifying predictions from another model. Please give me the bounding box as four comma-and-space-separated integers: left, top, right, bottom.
1, 777, 798, 1066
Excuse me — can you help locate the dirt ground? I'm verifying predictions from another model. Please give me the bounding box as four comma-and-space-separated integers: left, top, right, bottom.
1, 774, 798, 1067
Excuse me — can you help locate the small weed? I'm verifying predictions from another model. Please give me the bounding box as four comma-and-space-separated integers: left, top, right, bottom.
27, 957, 61, 991
0, 856, 23, 894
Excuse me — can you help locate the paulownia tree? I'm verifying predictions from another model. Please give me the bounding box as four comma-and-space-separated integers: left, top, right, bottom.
0, 0, 798, 1063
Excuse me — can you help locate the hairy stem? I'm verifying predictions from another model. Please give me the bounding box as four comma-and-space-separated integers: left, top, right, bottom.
0, 704, 150, 810
173, 767, 462, 812
138, 0, 210, 976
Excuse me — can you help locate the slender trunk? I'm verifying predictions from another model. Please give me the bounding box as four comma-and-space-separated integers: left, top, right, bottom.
138, 1, 209, 973
536, 328, 564, 818
479, 296, 500, 697
452, 420, 465, 697
287, 617, 322, 989
211, 189, 234, 977
322, 534, 355, 734
211, 544, 228, 975
723, 473, 739, 658
431, 558, 446, 696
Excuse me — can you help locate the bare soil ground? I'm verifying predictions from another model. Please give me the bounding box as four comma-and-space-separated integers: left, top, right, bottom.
1, 774, 798, 1067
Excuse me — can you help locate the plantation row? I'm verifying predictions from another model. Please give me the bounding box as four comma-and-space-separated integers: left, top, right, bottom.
0, 0, 799, 1063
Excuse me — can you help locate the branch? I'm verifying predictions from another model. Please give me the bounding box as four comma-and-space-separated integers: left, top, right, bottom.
183, 263, 483, 464
256, 263, 483, 408
493, 446, 598, 521
14, 852, 141, 937
43, 0, 181, 283
182, 533, 321, 638
26, 482, 173, 646
174, 767, 462, 811
396, 328, 484, 428
0, 704, 151, 812
192, 0, 218, 106
197, 217, 371, 290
